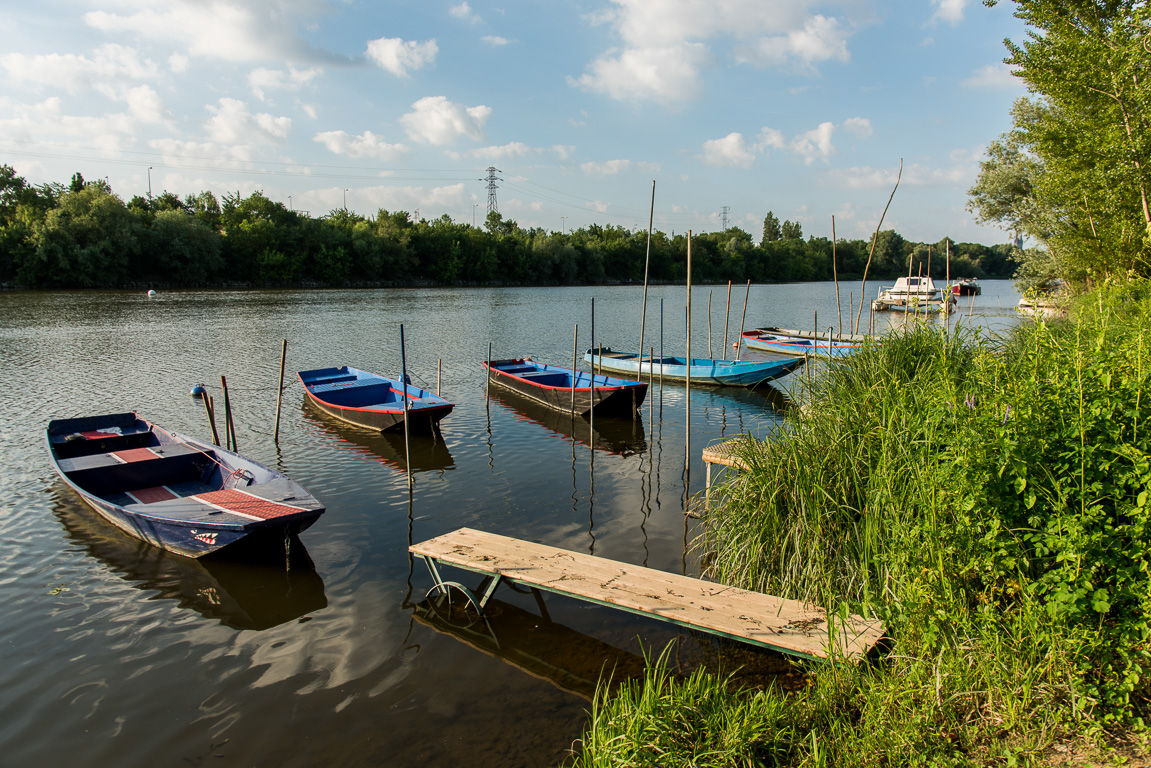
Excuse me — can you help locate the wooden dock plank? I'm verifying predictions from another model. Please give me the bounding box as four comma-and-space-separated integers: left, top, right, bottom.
410, 528, 884, 661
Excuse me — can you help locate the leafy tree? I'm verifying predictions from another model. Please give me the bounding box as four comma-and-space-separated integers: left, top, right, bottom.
780, 219, 803, 240
761, 212, 781, 243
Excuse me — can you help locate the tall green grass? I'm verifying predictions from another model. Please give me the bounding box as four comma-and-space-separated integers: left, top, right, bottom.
569, 280, 1151, 766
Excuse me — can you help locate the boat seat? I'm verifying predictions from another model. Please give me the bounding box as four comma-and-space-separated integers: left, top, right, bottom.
517, 372, 569, 386
309, 377, 390, 395
50, 429, 158, 460
307, 374, 360, 387
64, 450, 215, 497
56, 441, 203, 474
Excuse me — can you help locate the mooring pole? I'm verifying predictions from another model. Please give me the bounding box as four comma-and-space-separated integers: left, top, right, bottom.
400, 324, 413, 492
638, 180, 655, 368
437, 358, 442, 397
486, 342, 492, 398
220, 375, 235, 452
571, 324, 578, 416
204, 392, 220, 446
722, 280, 732, 354
736, 279, 750, 361
685, 232, 692, 507
590, 297, 595, 440
273, 339, 287, 443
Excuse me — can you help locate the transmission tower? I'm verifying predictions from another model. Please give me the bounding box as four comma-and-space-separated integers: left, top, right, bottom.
482, 167, 502, 215
720, 205, 730, 230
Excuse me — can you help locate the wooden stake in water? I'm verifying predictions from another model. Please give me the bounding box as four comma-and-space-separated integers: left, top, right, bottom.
220, 375, 236, 452
400, 324, 413, 492
736, 280, 750, 362
638, 180, 655, 364
437, 358, 442, 397
571, 324, 578, 416
486, 342, 492, 398
590, 298, 596, 440
832, 215, 842, 336
707, 290, 713, 358
273, 339, 287, 443
722, 280, 732, 354
204, 392, 220, 446
685, 231, 692, 497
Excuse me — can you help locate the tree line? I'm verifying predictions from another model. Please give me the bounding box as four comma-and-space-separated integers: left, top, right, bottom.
0, 166, 1016, 289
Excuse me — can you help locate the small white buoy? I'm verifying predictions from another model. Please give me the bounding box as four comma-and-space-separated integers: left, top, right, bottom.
147, 289, 157, 297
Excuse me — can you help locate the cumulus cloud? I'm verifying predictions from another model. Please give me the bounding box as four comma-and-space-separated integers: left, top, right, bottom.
749, 15, 850, 71
450, 2, 483, 24
573, 1, 857, 105
365, 37, 438, 77
468, 142, 533, 162
570, 42, 709, 106
206, 97, 292, 145
313, 130, 408, 160
789, 121, 836, 164
700, 132, 756, 168
399, 96, 491, 145
580, 159, 660, 175
963, 63, 1019, 89
84, 0, 340, 64
842, 117, 872, 137
1, 44, 158, 93
0, 96, 138, 151
249, 67, 321, 100
929, 0, 967, 26
481, 36, 510, 46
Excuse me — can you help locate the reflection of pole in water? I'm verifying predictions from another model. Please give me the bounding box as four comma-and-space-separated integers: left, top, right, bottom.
588, 441, 596, 556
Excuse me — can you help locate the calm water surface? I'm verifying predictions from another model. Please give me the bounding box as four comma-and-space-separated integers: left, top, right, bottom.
0, 281, 1022, 767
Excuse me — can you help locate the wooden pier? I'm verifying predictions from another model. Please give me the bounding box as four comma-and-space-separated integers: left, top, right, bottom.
410, 528, 885, 661
701, 434, 759, 496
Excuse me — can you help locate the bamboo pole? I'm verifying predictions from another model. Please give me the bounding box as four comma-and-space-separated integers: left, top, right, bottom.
722, 280, 732, 354
400, 324, 412, 492
486, 342, 492, 398
736, 279, 750, 362
273, 339, 287, 442
437, 358, 442, 397
854, 159, 902, 334
832, 216, 842, 336
571, 324, 578, 416
204, 392, 220, 446
707, 290, 713, 358
220, 375, 235, 452
590, 298, 595, 442
638, 180, 655, 363
685, 231, 692, 491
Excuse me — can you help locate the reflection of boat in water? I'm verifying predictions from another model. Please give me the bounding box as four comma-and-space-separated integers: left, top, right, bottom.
302, 399, 455, 474
52, 489, 327, 630
488, 386, 647, 456
412, 596, 648, 701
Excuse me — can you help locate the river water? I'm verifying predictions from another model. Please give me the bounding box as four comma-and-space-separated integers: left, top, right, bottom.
0, 280, 1021, 767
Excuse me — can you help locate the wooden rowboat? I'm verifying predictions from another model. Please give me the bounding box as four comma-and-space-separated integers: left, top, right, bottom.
297, 365, 453, 433
483, 358, 647, 417
741, 327, 876, 359
47, 412, 325, 558
584, 348, 802, 387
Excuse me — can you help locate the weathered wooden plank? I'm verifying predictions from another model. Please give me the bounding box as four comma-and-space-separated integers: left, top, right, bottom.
410, 528, 884, 661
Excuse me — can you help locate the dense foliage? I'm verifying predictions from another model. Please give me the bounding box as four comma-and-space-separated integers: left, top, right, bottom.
969, 0, 1151, 292
0, 167, 1015, 289
572, 281, 1151, 766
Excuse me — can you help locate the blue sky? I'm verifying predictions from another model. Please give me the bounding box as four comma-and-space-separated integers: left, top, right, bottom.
0, 0, 1029, 244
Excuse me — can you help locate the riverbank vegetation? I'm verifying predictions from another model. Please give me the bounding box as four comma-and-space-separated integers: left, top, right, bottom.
571, 281, 1151, 766
570, 1, 1151, 764
0, 166, 1014, 289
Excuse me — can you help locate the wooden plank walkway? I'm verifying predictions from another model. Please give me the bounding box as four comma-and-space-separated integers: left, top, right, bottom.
410, 528, 885, 661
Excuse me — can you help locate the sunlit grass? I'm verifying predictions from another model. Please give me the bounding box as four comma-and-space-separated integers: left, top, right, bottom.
570, 279, 1151, 767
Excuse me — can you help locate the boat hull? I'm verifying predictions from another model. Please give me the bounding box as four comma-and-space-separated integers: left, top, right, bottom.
584, 349, 802, 387
47, 413, 325, 559
741, 328, 870, 359
484, 359, 646, 417
298, 366, 453, 433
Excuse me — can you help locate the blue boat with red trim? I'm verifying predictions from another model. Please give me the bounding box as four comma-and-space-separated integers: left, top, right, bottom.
483, 358, 647, 417
47, 412, 326, 558
298, 365, 453, 432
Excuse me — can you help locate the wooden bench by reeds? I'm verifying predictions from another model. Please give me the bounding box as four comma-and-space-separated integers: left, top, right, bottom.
409, 528, 884, 662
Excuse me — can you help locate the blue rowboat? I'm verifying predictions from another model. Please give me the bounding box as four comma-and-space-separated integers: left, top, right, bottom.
484, 358, 647, 417
740, 327, 876, 359
297, 365, 453, 433
583, 348, 802, 387
47, 412, 326, 559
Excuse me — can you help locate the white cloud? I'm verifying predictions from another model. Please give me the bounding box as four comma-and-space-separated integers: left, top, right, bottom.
700, 132, 756, 168
168, 53, 189, 73
842, 117, 872, 137
84, 0, 337, 64
249, 67, 321, 100
757, 127, 786, 151
365, 37, 438, 77
0, 44, 158, 93
750, 15, 850, 71
0, 96, 138, 150
399, 96, 491, 145
570, 43, 709, 106
450, 2, 483, 24
481, 36, 510, 46
789, 121, 836, 164
206, 98, 292, 145
468, 142, 533, 162
123, 85, 169, 123
574, 1, 857, 104
930, 0, 967, 26
580, 159, 660, 175
963, 63, 1019, 89
552, 144, 576, 161
313, 130, 408, 160
149, 137, 258, 165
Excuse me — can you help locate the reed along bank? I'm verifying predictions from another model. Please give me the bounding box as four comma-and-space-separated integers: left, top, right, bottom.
570, 280, 1151, 767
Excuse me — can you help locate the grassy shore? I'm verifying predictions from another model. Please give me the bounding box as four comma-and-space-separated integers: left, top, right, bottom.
569, 280, 1151, 767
